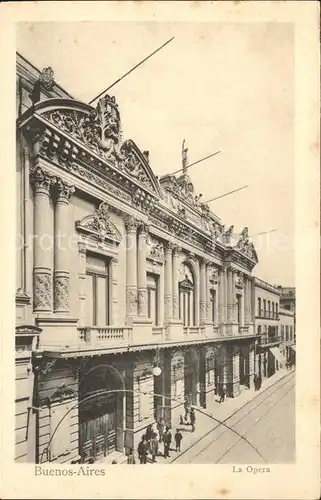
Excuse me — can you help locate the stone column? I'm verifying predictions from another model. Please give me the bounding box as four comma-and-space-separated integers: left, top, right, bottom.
137, 223, 149, 318
247, 278, 253, 322
200, 258, 207, 323
232, 271, 238, 322
164, 242, 173, 322
218, 268, 224, 324
31, 167, 55, 312
227, 268, 233, 322
244, 276, 249, 323
239, 293, 244, 328
172, 245, 181, 320
54, 178, 75, 313
125, 216, 138, 321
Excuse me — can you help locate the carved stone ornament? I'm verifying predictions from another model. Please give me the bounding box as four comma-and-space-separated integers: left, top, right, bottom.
30, 166, 56, 195
137, 288, 148, 316
55, 178, 75, 202
43, 97, 121, 161
76, 202, 122, 244
54, 275, 69, 311
126, 287, 138, 315
235, 227, 257, 262
125, 215, 139, 233
235, 273, 244, 290
39, 67, 55, 90
46, 383, 75, 406
209, 267, 219, 285
119, 140, 153, 191
34, 272, 52, 311
146, 236, 164, 262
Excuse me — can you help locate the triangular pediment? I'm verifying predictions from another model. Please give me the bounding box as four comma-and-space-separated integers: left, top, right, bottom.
119, 139, 161, 196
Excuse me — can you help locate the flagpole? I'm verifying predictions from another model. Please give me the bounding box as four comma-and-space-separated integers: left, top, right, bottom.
89, 37, 175, 105
204, 185, 248, 204
168, 150, 221, 176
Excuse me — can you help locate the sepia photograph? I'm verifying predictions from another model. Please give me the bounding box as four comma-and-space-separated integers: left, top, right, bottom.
0, 2, 319, 499
15, 20, 296, 467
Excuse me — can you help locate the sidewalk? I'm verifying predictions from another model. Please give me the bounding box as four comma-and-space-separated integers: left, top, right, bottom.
153, 368, 293, 465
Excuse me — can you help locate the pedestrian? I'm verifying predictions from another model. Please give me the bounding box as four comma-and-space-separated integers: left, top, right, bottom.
145, 424, 153, 442
219, 387, 226, 403
137, 435, 148, 464
174, 429, 183, 452
190, 408, 196, 432
157, 418, 165, 443
149, 432, 159, 463
253, 373, 258, 391
163, 426, 172, 458
127, 448, 136, 464
257, 374, 262, 390
184, 397, 191, 422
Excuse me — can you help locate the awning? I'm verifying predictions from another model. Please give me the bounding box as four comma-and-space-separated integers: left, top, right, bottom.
269, 346, 286, 364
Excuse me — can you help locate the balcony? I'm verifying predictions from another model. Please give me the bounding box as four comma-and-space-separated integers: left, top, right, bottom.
78, 326, 132, 349
259, 335, 282, 347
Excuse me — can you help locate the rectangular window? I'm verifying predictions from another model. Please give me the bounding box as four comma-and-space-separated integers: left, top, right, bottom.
258, 298, 261, 316
290, 325, 293, 340
263, 299, 266, 317
276, 303, 279, 318
147, 273, 158, 325
85, 253, 109, 326
286, 325, 289, 341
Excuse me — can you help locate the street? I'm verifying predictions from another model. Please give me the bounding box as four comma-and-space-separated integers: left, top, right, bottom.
172, 372, 295, 464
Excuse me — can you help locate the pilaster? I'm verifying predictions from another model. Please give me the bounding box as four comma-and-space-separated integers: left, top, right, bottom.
137, 223, 149, 318
125, 216, 139, 322
164, 242, 173, 322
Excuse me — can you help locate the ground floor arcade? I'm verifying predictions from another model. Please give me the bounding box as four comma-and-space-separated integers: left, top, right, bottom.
19, 337, 265, 464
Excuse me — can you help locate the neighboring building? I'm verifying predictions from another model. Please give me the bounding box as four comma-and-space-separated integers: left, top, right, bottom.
279, 308, 296, 366
252, 278, 285, 379
15, 54, 260, 464
278, 286, 296, 365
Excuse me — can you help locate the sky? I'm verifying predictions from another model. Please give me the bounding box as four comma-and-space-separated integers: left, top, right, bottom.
17, 22, 295, 286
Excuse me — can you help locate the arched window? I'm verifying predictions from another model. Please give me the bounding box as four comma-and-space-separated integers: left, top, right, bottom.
179, 263, 195, 326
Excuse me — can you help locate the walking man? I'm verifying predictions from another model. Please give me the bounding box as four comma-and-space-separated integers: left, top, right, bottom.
137, 435, 148, 464
175, 429, 183, 452
184, 397, 191, 422
157, 418, 165, 443
219, 387, 226, 403
190, 408, 196, 432
163, 426, 172, 459
149, 432, 159, 463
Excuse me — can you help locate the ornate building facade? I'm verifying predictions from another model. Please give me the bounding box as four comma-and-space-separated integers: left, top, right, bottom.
15, 54, 259, 464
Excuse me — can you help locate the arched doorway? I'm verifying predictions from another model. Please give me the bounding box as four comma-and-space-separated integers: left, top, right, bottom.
184, 348, 200, 406
79, 365, 124, 463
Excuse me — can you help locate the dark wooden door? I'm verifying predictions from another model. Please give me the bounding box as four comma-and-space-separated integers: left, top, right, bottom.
79, 395, 117, 462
